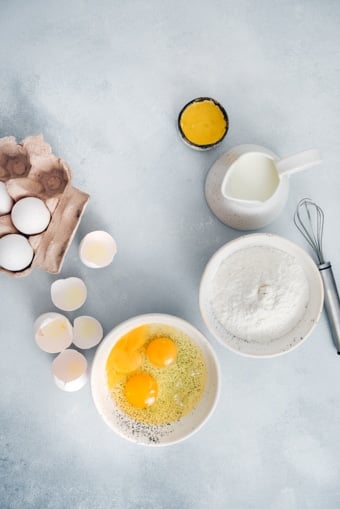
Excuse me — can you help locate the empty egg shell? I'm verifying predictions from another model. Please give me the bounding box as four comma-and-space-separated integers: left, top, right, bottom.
0, 234, 34, 271
51, 277, 87, 311
73, 316, 103, 349
52, 349, 88, 392
34, 312, 73, 353
0, 182, 13, 215
11, 196, 51, 235
79, 230, 117, 268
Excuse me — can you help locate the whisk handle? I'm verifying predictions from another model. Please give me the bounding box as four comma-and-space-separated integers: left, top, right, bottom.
319, 262, 340, 354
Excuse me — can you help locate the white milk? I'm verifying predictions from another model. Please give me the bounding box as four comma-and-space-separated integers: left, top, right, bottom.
226, 153, 280, 202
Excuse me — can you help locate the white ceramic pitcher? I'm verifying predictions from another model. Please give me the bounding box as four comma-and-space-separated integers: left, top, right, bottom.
205, 144, 321, 230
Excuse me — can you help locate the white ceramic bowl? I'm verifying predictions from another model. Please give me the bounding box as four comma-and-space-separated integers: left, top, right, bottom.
91, 314, 220, 446
199, 233, 324, 357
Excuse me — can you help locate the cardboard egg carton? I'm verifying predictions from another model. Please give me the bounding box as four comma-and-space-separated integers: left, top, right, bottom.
0, 135, 90, 277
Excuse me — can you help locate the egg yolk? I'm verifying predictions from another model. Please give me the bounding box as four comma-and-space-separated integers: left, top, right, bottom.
124, 373, 158, 408
146, 337, 177, 367
108, 345, 142, 374
124, 325, 148, 351
106, 325, 147, 374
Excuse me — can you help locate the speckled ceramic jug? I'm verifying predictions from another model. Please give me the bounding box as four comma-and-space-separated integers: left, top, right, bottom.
205, 144, 320, 230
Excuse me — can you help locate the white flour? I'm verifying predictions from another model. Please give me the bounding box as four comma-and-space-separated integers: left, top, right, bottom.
209, 246, 309, 342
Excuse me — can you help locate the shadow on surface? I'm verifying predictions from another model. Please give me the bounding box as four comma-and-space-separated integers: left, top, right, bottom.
0, 78, 55, 145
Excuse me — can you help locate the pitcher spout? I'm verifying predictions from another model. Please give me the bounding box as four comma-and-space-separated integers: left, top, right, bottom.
221, 191, 263, 207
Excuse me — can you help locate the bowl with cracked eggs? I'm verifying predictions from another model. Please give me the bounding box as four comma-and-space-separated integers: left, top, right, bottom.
91, 314, 220, 446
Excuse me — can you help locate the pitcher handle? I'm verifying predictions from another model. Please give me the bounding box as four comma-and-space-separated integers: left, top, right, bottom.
276, 149, 321, 178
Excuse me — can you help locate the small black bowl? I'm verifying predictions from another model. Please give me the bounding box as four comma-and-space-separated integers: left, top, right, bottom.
177, 97, 229, 151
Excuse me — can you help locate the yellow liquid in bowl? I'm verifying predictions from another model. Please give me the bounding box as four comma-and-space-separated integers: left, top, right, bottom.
106, 323, 207, 425
180, 99, 227, 146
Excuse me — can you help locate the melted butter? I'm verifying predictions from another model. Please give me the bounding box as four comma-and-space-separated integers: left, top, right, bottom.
180, 99, 227, 145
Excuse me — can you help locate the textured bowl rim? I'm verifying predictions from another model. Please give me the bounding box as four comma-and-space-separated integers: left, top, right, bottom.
199, 233, 324, 358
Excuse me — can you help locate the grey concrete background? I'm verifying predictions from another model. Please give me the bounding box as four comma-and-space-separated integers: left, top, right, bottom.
1, 1, 340, 508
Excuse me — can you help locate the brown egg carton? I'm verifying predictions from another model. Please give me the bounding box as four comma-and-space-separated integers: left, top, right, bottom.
0, 135, 90, 277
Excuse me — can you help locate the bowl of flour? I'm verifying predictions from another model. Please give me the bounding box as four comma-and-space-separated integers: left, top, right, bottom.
199, 233, 323, 357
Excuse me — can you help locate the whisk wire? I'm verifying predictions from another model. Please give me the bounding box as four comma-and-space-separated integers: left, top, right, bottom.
294, 198, 325, 264
295, 197, 340, 354
306, 199, 324, 259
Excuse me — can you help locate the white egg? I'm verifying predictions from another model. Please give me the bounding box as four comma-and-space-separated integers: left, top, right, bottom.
0, 233, 34, 271
52, 349, 88, 392
34, 312, 73, 353
73, 316, 103, 349
79, 230, 117, 268
0, 182, 13, 215
51, 277, 87, 311
11, 196, 51, 235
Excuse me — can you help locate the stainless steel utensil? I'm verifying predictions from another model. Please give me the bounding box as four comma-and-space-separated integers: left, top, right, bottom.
294, 198, 340, 354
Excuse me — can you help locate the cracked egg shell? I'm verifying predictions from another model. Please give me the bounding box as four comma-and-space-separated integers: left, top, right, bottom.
79, 230, 117, 268
51, 277, 87, 311
73, 316, 103, 349
52, 349, 88, 392
34, 312, 73, 353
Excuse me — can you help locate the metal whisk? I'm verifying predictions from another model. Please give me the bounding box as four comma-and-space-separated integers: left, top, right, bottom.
294, 198, 340, 354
